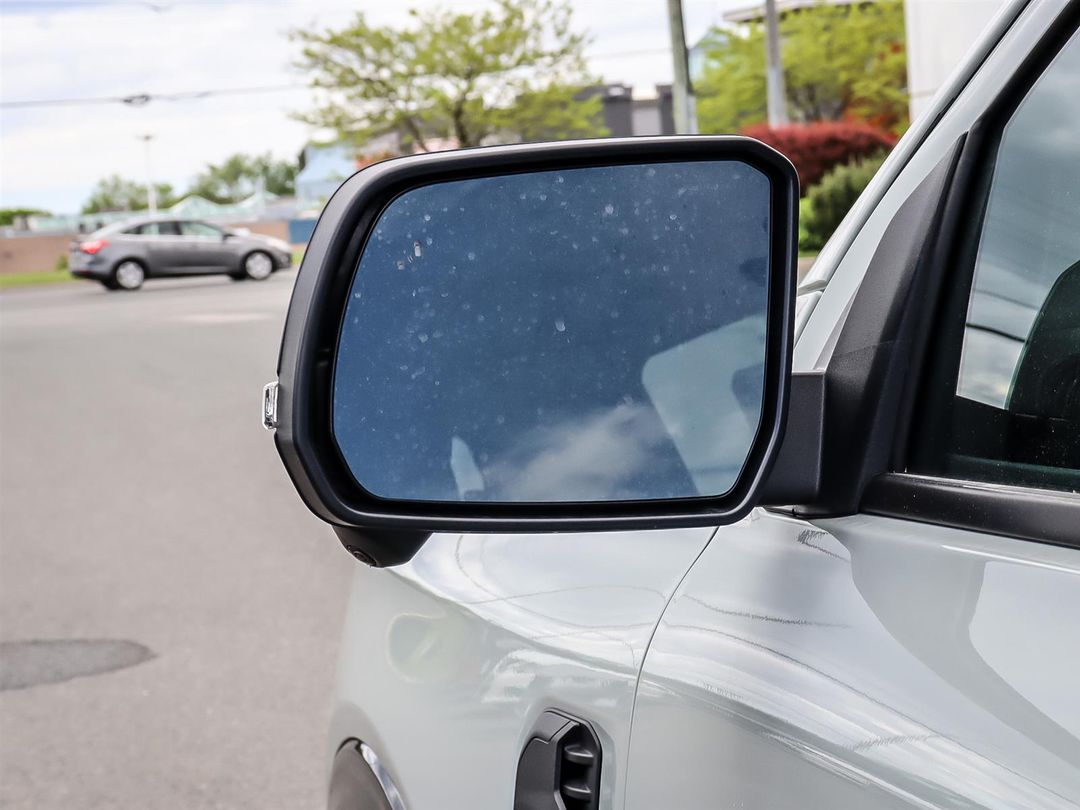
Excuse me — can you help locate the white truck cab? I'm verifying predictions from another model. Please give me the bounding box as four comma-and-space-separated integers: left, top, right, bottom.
271, 1, 1080, 806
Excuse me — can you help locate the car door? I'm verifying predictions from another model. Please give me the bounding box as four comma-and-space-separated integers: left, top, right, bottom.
322, 152, 790, 808
136, 220, 187, 275
626, 2, 1080, 807
177, 220, 232, 273
331, 527, 718, 809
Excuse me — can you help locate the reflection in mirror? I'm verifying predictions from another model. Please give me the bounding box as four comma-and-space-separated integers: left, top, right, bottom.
333, 161, 772, 503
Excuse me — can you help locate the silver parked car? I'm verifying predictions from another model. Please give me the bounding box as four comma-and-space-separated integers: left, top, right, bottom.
269, 0, 1080, 807
70, 217, 293, 290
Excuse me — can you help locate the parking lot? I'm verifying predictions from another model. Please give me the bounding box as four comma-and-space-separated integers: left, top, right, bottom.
0, 275, 352, 809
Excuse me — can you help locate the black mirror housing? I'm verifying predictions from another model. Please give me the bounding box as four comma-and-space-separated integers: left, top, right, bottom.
273, 137, 798, 566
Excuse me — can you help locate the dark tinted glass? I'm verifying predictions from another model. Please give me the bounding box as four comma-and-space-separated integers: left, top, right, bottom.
912, 30, 1080, 491
180, 221, 220, 237
333, 161, 772, 503
128, 222, 172, 235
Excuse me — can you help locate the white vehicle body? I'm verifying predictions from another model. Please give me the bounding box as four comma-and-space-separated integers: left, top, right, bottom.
321, 1, 1080, 806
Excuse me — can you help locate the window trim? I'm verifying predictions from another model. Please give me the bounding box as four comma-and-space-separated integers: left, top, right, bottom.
142, 220, 182, 237
861, 2, 1080, 547
863, 473, 1080, 545
179, 220, 223, 238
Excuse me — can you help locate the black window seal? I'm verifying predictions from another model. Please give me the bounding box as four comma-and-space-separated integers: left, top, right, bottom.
861, 2, 1080, 548
863, 473, 1080, 546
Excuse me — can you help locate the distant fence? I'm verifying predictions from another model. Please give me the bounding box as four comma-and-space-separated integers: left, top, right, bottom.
0, 233, 72, 276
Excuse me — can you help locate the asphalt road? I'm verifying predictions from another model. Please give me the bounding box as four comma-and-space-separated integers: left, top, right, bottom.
0, 274, 353, 808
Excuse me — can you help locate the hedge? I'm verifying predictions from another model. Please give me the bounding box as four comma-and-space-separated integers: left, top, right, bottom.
800, 152, 888, 252
741, 121, 896, 193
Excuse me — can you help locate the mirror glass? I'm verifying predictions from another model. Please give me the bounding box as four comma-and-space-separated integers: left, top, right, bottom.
333, 160, 772, 503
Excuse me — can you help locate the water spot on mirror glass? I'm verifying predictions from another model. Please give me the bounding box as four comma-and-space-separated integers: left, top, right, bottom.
335, 160, 771, 502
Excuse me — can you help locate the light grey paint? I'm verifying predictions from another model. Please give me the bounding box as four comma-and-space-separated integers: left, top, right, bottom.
628, 511, 1080, 808
327, 2, 1080, 808
329, 528, 715, 809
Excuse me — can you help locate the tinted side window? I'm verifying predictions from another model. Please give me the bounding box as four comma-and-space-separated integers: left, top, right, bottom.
133, 221, 182, 236
137, 221, 182, 236
912, 29, 1080, 492
180, 221, 220, 237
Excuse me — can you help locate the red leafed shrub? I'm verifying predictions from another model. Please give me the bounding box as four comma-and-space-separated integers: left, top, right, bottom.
741, 122, 897, 193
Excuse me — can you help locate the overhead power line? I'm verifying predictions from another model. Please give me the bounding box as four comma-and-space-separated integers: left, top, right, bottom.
0, 83, 305, 109
1, 47, 679, 110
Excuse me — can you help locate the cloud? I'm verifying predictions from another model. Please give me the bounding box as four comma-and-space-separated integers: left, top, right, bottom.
0, 0, 730, 212
480, 403, 676, 501
1, 1, 336, 209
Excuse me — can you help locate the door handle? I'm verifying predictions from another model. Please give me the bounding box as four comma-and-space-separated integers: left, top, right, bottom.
514, 710, 601, 810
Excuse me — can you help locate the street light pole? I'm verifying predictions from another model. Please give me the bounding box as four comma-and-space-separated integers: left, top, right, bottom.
138, 134, 158, 214
666, 0, 698, 134
764, 0, 789, 126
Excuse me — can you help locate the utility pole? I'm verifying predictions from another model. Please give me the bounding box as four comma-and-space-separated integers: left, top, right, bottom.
138, 133, 158, 214
665, 0, 698, 134
764, 0, 789, 126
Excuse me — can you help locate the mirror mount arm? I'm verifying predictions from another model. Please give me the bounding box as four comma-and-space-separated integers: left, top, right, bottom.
759, 371, 825, 506
333, 526, 432, 568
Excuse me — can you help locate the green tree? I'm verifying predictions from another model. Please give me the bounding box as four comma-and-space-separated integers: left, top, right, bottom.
81, 176, 177, 214
188, 153, 297, 203
697, 0, 908, 134
291, 0, 606, 150
695, 27, 769, 135
0, 208, 48, 227
801, 151, 888, 251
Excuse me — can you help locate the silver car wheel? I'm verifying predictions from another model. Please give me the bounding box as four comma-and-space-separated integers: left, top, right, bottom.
115, 260, 145, 290
244, 252, 273, 281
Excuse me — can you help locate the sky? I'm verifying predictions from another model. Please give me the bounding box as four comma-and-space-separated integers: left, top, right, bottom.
0, 0, 745, 213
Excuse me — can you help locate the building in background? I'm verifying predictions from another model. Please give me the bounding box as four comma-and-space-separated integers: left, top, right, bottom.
294, 143, 358, 212
904, 0, 1004, 120
294, 131, 403, 211
722, 0, 867, 23
705, 0, 1005, 124
584, 84, 676, 137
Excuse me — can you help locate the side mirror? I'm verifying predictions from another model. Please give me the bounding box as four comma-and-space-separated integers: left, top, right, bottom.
272, 137, 798, 566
